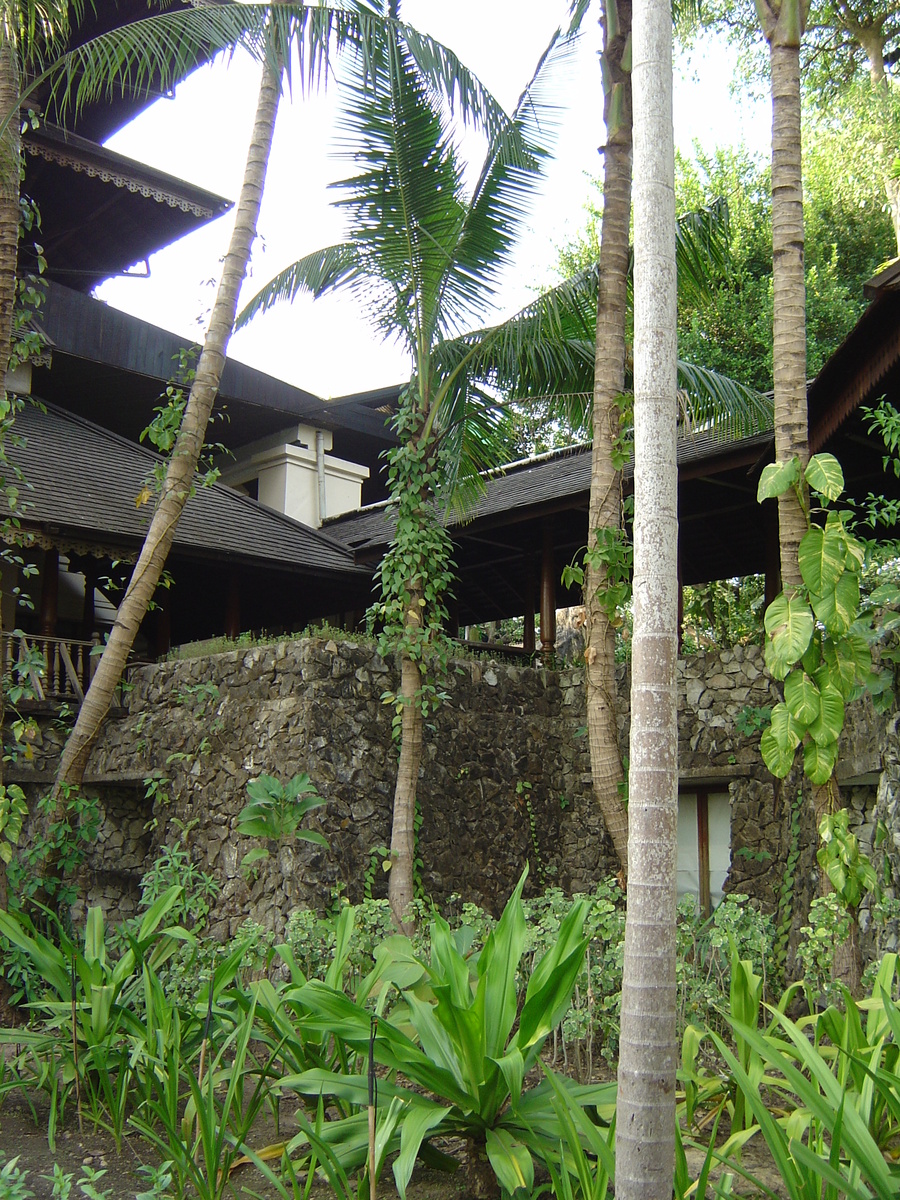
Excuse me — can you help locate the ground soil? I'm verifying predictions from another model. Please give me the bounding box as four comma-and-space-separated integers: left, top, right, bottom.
0, 1092, 470, 1200
0, 1088, 794, 1200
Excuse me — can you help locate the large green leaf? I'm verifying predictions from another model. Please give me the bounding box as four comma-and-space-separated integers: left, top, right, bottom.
807, 683, 845, 746
805, 453, 844, 501
760, 706, 800, 778
485, 1128, 535, 1194
783, 670, 821, 727
758, 457, 801, 502
804, 739, 838, 785
799, 524, 847, 595
764, 594, 814, 678
812, 570, 860, 635
393, 1102, 452, 1200
822, 633, 872, 700
476, 871, 527, 1060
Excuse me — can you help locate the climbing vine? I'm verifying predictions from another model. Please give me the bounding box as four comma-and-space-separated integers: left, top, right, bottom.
758, 452, 888, 784
370, 391, 456, 726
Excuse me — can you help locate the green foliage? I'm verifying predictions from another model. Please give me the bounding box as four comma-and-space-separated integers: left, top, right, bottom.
236, 772, 328, 876
0, 888, 193, 1150
682, 576, 766, 652
284, 872, 613, 1197
5, 786, 100, 917
758, 454, 883, 784
137, 347, 227, 508
818, 808, 878, 910
0, 782, 26, 864
370, 415, 457, 725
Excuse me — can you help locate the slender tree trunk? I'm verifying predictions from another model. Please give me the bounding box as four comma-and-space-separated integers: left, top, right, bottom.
0, 32, 20, 918
812, 778, 863, 995
615, 0, 678, 1196
760, 1, 810, 594
584, 0, 632, 875
46, 59, 281, 831
388, 603, 423, 935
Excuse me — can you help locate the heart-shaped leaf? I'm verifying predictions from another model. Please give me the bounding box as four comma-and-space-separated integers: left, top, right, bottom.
805, 453, 844, 501
803, 739, 837, 785
807, 683, 845, 746
784, 670, 820, 727
812, 570, 860, 635
764, 595, 814, 678
799, 525, 846, 595
758, 457, 801, 502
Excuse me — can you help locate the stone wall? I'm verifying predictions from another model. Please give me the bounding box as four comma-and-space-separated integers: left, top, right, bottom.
13, 634, 889, 948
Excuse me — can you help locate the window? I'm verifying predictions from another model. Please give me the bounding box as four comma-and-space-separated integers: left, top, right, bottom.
677, 790, 731, 916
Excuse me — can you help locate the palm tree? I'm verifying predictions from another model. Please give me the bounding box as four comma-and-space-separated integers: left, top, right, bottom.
756, 0, 811, 593
239, 10, 577, 933
44, 4, 519, 884
615, 0, 679, 1192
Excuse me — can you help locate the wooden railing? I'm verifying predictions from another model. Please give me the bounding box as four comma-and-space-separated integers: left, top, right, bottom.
2, 632, 98, 704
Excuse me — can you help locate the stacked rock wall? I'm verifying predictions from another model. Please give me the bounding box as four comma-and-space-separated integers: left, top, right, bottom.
80, 635, 881, 942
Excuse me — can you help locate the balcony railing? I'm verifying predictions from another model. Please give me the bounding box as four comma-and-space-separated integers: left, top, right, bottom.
2, 631, 98, 704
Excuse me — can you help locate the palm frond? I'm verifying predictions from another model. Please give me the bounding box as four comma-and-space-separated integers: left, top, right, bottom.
675, 360, 773, 437
674, 197, 730, 307
236, 243, 365, 328
439, 24, 581, 335
331, 28, 467, 353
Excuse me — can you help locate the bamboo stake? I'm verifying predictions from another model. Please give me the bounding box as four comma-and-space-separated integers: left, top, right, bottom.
368, 1015, 377, 1200
71, 954, 82, 1133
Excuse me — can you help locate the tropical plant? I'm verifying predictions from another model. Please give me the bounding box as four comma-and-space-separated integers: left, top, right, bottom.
0, 886, 192, 1149
236, 771, 328, 876
280, 872, 614, 1199
239, 7, 577, 932
45, 6, 520, 906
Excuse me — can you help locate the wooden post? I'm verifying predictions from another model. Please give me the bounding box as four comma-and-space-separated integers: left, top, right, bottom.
154, 588, 171, 658
764, 504, 781, 614
39, 547, 59, 637
224, 570, 241, 640
81, 558, 97, 641
523, 552, 536, 654
677, 538, 684, 653
540, 523, 556, 661
697, 788, 711, 918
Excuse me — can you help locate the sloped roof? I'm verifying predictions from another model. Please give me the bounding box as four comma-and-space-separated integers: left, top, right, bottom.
23, 128, 232, 292
327, 428, 776, 555
9, 399, 363, 577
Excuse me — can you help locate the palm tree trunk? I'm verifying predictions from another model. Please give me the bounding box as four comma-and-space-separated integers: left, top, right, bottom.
0, 32, 20, 918
388, 604, 423, 936
760, 1, 810, 594
585, 0, 632, 875
615, 0, 678, 1196
45, 59, 281, 839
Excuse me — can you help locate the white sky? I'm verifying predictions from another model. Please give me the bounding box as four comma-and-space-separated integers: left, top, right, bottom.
95, 4, 769, 400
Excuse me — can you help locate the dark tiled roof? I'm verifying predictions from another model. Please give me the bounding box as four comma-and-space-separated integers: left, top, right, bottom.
327, 427, 775, 553
9, 399, 363, 576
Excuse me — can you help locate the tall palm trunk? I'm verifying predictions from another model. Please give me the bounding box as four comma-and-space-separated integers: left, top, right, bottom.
0, 31, 20, 917
389, 627, 422, 935
759, 0, 810, 594
46, 59, 282, 833
615, 0, 678, 1195
584, 0, 632, 874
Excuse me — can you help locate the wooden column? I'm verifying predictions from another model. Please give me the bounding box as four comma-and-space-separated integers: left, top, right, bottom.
81, 558, 98, 640
154, 588, 171, 658
764, 504, 781, 613
39, 547, 59, 637
677, 537, 684, 653
224, 569, 241, 640
523, 551, 536, 654
697, 788, 711, 918
540, 522, 556, 660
